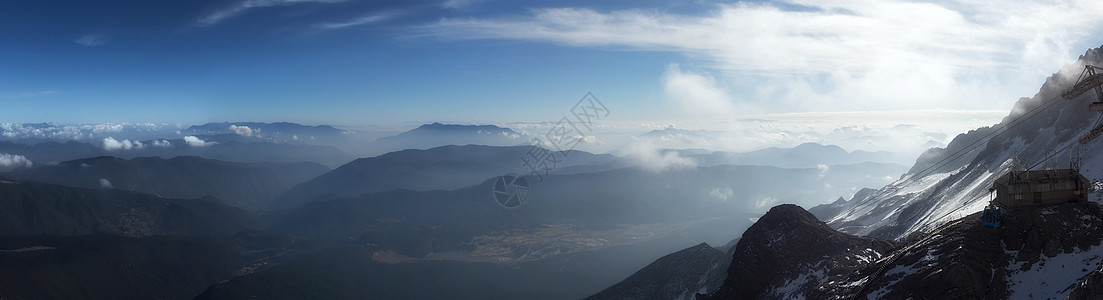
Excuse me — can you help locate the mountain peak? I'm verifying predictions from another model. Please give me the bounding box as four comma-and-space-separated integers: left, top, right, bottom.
791, 142, 847, 153
705, 204, 894, 299
756, 203, 824, 229
367, 123, 525, 153
412, 122, 514, 132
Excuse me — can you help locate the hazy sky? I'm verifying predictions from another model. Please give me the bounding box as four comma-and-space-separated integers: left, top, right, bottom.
2, 0, 1101, 150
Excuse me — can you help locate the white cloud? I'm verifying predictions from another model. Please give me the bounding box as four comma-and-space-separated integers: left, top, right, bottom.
755, 196, 779, 208
313, 12, 396, 30
442, 0, 482, 9
1, 91, 57, 99
90, 124, 124, 133
707, 187, 734, 202
0, 153, 32, 170
99, 178, 113, 189
817, 163, 830, 178
196, 0, 347, 27
74, 34, 109, 47
151, 139, 173, 148
229, 124, 254, 136
418, 1, 1103, 113
183, 136, 215, 147
0, 123, 175, 141
663, 64, 743, 117
421, 2, 1100, 73
102, 137, 145, 151
624, 140, 696, 172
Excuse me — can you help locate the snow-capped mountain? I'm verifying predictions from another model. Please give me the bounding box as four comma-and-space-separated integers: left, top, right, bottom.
592, 45, 1103, 300
701, 204, 896, 299
819, 46, 1103, 240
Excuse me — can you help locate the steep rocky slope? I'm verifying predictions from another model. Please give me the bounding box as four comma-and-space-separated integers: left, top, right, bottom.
586, 243, 729, 300
702, 204, 895, 299
817, 45, 1103, 240
854, 202, 1103, 299
699, 203, 1103, 299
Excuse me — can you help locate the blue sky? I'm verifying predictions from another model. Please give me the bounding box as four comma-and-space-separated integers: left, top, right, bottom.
0, 0, 693, 125
2, 0, 1102, 147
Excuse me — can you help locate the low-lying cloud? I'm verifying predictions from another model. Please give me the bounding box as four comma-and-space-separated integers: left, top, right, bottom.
0, 122, 180, 141
183, 136, 215, 147
151, 139, 172, 148
229, 124, 254, 137
707, 187, 734, 202
755, 196, 779, 208
102, 137, 145, 151
0, 153, 33, 170
99, 178, 113, 189
625, 140, 696, 172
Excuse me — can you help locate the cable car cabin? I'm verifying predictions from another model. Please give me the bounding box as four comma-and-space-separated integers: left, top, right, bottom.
992, 168, 1089, 208
981, 208, 999, 227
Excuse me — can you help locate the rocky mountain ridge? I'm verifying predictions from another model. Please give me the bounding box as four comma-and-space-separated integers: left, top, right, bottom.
817, 46, 1103, 241
693, 203, 1103, 299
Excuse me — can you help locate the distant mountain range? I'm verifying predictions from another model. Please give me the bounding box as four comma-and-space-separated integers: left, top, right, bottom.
240, 160, 903, 298
0, 179, 260, 237
3, 156, 329, 211
366, 123, 527, 154
184, 122, 352, 146
635, 127, 725, 148
0, 136, 353, 168
0, 120, 968, 298
272, 144, 617, 210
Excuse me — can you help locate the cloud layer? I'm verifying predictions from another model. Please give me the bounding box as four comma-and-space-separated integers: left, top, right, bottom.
229, 124, 254, 136
74, 33, 109, 47
419, 1, 1103, 114
624, 140, 696, 172
102, 137, 145, 151
184, 136, 215, 147
196, 0, 347, 26
0, 123, 179, 141
663, 64, 742, 116
313, 12, 397, 30
0, 153, 32, 170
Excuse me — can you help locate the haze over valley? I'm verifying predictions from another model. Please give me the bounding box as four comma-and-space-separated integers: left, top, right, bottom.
3, 0, 1103, 299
